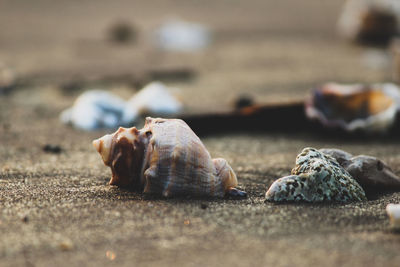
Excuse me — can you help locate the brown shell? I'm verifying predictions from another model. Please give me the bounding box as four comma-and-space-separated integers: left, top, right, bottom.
93, 117, 240, 198
305, 83, 400, 132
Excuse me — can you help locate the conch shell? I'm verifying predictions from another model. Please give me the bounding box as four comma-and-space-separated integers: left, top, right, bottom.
93, 117, 246, 198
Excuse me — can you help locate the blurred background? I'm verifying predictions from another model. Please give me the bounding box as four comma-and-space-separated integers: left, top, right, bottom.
1, 0, 392, 115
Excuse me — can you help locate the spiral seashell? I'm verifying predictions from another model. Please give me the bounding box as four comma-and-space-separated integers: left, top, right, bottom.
93, 117, 246, 198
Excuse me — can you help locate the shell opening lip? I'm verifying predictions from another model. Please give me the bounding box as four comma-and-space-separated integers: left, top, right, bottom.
92, 134, 114, 165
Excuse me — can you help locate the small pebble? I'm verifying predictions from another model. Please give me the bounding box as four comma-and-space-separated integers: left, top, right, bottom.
265, 147, 366, 202
59, 239, 74, 251
21, 215, 29, 223
106, 250, 116, 260
108, 20, 136, 44
200, 203, 208, 209
234, 95, 254, 110
61, 79, 84, 93
43, 144, 62, 154
149, 68, 195, 82
386, 203, 400, 231
3, 123, 11, 131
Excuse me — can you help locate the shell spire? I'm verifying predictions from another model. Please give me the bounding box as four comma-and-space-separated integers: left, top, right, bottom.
93, 126, 147, 189
93, 133, 114, 165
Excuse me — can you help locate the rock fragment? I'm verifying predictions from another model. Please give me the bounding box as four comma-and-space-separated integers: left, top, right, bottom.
319, 148, 400, 191
266, 147, 366, 203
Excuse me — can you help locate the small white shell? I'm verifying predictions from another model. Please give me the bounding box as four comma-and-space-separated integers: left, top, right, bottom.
60, 82, 182, 131
93, 117, 245, 198
386, 204, 400, 230
306, 83, 400, 133
60, 90, 130, 131
154, 20, 211, 52
122, 81, 182, 122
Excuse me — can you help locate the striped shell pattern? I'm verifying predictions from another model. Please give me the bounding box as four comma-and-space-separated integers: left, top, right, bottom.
93, 117, 244, 198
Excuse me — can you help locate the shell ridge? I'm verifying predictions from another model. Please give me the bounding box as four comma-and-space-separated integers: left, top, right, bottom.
162, 124, 182, 197
143, 166, 157, 193
139, 133, 153, 187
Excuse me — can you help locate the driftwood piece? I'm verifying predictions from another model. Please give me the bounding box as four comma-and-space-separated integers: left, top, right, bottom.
182, 101, 308, 136
182, 100, 400, 138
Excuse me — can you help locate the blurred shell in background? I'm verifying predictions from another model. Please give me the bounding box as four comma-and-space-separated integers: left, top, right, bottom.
123, 81, 182, 123
60, 90, 128, 131
154, 19, 211, 52
305, 83, 400, 133
386, 204, 400, 230
60, 82, 182, 131
338, 0, 400, 45
0, 63, 16, 95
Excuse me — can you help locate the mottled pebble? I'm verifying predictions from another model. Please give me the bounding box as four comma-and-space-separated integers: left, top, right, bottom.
43, 144, 62, 154
319, 148, 400, 191
265, 147, 366, 203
